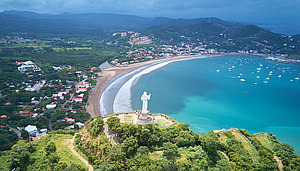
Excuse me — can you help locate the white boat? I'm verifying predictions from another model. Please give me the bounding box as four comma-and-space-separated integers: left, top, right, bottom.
240, 79, 246, 82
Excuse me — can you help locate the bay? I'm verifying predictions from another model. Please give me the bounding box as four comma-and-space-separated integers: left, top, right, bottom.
131, 55, 300, 153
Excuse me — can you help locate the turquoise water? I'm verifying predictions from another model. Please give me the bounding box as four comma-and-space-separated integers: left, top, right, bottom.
131, 55, 300, 153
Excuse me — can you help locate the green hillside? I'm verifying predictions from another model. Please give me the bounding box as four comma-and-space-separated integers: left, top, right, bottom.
74, 116, 300, 170
141, 20, 300, 56
0, 134, 87, 171
1, 115, 299, 170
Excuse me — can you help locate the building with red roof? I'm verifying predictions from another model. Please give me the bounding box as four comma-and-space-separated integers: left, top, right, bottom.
72, 97, 83, 103
76, 81, 90, 93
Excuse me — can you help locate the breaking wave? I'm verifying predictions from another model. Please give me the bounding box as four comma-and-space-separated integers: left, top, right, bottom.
112, 56, 210, 113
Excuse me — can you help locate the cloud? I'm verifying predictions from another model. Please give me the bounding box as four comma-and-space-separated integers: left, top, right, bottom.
0, 0, 299, 17
0, 0, 299, 34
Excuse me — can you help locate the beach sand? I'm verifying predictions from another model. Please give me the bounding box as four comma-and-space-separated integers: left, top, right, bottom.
86, 54, 213, 118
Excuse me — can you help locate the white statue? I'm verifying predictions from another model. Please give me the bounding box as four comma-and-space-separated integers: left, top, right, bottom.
141, 91, 151, 114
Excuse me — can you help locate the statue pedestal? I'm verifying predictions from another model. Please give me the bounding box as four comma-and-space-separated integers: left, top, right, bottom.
136, 110, 154, 125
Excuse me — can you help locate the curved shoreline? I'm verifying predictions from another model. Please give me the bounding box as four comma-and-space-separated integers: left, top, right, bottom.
111, 55, 220, 114
86, 54, 218, 117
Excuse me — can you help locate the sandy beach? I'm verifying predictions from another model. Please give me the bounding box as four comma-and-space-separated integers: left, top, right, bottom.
86, 54, 215, 118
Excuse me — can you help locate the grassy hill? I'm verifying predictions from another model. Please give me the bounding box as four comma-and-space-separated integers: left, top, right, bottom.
0, 134, 87, 171
0, 115, 299, 170
74, 115, 300, 170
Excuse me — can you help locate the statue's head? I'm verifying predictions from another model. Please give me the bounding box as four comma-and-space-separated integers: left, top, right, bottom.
141, 91, 151, 101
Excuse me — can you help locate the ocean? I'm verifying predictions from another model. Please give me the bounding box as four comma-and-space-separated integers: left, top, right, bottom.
130, 55, 300, 153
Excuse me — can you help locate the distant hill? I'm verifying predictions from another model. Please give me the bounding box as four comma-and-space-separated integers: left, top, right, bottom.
1, 10, 299, 56
1, 10, 170, 33
0, 12, 103, 37
141, 18, 300, 55
3, 10, 54, 19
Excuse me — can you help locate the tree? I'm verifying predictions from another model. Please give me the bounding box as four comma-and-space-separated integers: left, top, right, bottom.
45, 142, 56, 155
214, 158, 230, 171
162, 142, 180, 159
107, 116, 120, 130
174, 131, 195, 147
6, 140, 35, 170
0, 129, 18, 151
137, 146, 149, 155
88, 116, 104, 137
108, 146, 126, 162
21, 130, 29, 142
121, 136, 139, 157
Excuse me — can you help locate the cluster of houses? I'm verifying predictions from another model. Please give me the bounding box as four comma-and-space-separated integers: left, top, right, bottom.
129, 36, 153, 45
157, 43, 217, 57
0, 35, 34, 44
70, 81, 91, 103
112, 31, 153, 45
25, 81, 46, 92
24, 125, 48, 140
23, 117, 85, 140
112, 31, 140, 37
14, 61, 46, 92
8, 62, 93, 141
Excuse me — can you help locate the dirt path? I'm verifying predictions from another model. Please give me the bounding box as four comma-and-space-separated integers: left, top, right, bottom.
274, 156, 284, 171
64, 135, 93, 171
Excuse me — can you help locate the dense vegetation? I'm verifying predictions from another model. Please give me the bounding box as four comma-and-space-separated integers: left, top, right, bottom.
142, 21, 300, 56
75, 116, 300, 170
0, 134, 87, 171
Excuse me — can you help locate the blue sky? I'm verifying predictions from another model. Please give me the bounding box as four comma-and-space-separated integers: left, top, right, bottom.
1, 0, 300, 35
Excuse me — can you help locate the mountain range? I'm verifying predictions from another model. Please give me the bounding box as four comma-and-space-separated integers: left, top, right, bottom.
0, 10, 172, 34
0, 10, 299, 56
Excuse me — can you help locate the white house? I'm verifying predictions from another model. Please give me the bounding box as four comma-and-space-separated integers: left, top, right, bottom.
75, 122, 85, 128
25, 125, 38, 134
46, 104, 57, 109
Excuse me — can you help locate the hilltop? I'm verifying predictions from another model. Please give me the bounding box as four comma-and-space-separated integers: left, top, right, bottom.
1, 112, 299, 170
74, 115, 300, 170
